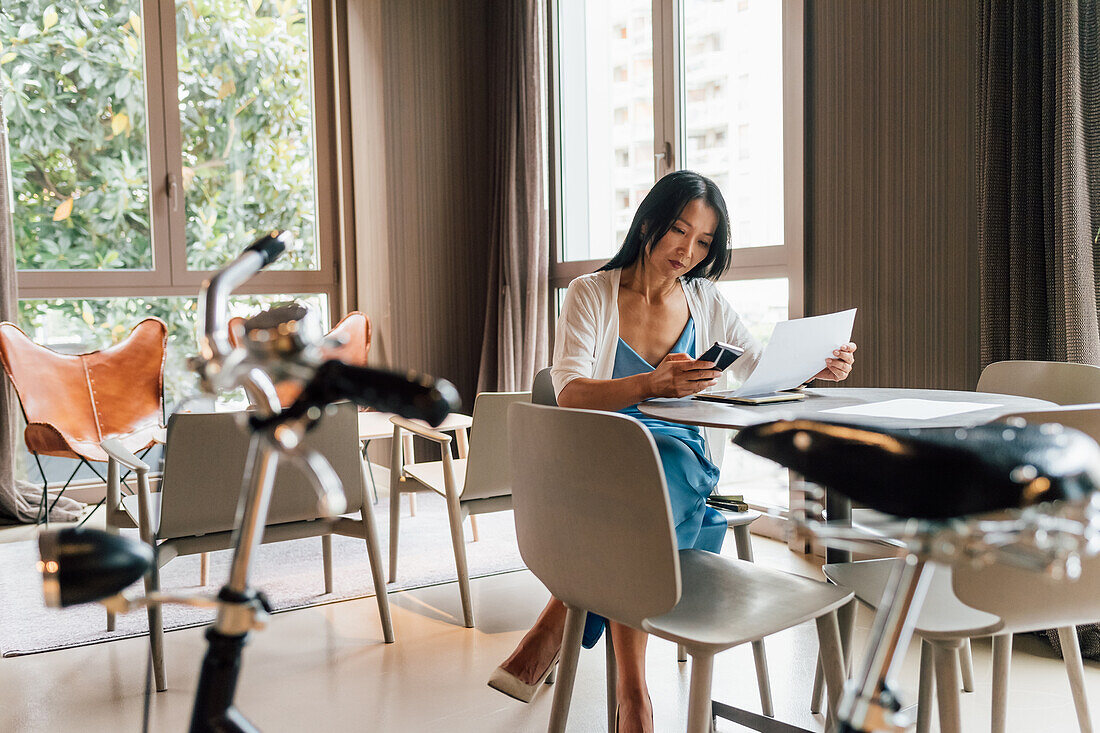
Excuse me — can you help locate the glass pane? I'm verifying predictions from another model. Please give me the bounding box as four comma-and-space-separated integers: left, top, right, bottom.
557, 0, 654, 262
176, 0, 319, 271
2, 1, 154, 270
16, 294, 329, 410
717, 277, 788, 345
682, 0, 783, 248
716, 277, 789, 508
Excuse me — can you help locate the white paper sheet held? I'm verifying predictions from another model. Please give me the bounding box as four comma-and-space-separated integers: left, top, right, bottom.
733, 308, 857, 397
821, 399, 1001, 420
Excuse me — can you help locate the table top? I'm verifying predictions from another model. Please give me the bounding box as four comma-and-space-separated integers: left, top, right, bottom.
358, 410, 473, 440
636, 387, 1056, 430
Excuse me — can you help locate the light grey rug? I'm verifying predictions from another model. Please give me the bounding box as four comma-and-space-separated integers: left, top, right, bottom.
0, 491, 525, 656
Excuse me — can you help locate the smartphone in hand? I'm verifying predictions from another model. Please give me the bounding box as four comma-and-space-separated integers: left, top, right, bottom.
698, 341, 744, 372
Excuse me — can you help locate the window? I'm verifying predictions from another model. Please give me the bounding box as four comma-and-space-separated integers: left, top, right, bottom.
552, 0, 654, 265
548, 0, 805, 516
2, 0, 341, 409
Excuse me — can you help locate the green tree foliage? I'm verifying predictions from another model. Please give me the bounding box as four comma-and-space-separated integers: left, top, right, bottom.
2, 0, 321, 404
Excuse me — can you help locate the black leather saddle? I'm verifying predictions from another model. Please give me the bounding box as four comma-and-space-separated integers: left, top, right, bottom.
733, 419, 1100, 520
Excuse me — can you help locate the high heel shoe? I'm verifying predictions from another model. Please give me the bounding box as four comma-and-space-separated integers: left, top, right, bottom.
487, 649, 561, 703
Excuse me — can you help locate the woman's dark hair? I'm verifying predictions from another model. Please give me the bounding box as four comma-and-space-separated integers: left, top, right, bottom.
598, 170, 731, 281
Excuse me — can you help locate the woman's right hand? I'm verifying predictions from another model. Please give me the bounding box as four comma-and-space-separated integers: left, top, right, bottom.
645, 353, 721, 398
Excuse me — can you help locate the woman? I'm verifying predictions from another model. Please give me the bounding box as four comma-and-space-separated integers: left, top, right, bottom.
488, 171, 857, 732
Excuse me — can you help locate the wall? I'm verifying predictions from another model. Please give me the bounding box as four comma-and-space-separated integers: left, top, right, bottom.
346, 0, 493, 407
806, 0, 979, 390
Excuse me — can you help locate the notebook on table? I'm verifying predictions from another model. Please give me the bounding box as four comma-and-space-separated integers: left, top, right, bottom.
694, 308, 857, 406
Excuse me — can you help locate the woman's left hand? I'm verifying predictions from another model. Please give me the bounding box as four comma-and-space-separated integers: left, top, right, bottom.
812, 342, 857, 382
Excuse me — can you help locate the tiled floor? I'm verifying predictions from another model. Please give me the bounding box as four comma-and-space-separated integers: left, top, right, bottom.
1, 509, 1098, 732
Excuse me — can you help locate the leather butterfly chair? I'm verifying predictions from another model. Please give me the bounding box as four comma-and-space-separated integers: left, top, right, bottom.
0, 318, 167, 524
229, 311, 385, 502
227, 310, 371, 406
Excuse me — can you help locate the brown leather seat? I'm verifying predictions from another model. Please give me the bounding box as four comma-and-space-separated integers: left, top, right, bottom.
228, 310, 371, 405
0, 319, 167, 464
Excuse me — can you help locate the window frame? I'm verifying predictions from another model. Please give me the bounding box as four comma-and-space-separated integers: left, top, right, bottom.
11, 0, 343, 310
546, 0, 804, 318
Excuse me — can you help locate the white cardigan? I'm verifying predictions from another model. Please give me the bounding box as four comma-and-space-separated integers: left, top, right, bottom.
550, 268, 763, 469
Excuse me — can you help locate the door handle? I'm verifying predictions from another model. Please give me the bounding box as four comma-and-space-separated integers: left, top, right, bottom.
654, 140, 673, 179
166, 173, 180, 213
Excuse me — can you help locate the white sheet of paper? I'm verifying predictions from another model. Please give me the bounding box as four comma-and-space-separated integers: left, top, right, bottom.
733, 308, 857, 397
820, 399, 1001, 420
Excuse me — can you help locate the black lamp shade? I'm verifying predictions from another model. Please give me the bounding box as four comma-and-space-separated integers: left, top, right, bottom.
38, 528, 154, 608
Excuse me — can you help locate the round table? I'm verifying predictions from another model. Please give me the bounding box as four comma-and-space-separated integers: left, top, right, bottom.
639, 387, 1056, 732
638, 386, 1056, 556
637, 386, 1055, 431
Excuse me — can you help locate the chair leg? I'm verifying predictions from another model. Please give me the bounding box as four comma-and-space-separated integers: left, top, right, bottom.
322, 534, 333, 594
606, 632, 618, 733
687, 652, 716, 733
402, 434, 416, 517
388, 431, 403, 583
809, 657, 824, 714
991, 633, 1011, 733
548, 606, 586, 733
815, 610, 846, 731
958, 638, 975, 693
731, 523, 774, 717
1058, 626, 1094, 733
917, 639, 935, 733
200, 552, 209, 587
443, 490, 474, 627
678, 644, 687, 662
362, 439, 380, 504
145, 562, 167, 692
469, 515, 480, 542
359, 506, 395, 643
932, 640, 962, 733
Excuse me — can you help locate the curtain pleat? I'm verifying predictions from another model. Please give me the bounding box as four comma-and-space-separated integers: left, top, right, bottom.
476, 0, 549, 393
978, 0, 1100, 366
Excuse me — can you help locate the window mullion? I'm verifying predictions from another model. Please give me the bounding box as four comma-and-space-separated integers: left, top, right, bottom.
651, 0, 679, 177
146, 0, 187, 287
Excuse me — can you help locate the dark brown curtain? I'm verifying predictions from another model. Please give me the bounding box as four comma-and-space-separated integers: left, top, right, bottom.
978, 0, 1100, 366
0, 97, 81, 522
476, 0, 549, 393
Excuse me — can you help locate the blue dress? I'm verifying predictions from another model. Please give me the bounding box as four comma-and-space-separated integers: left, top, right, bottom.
581, 317, 727, 648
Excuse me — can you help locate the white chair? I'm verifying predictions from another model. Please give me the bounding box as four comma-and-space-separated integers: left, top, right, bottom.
531, 366, 775, 711
388, 391, 530, 628
977, 360, 1100, 405
103, 402, 393, 691
824, 405, 1100, 733
508, 402, 852, 733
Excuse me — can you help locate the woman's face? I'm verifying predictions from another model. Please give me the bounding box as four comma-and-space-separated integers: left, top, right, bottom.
644, 197, 718, 279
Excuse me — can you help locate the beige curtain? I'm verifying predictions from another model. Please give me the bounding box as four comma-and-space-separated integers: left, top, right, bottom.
978, 0, 1100, 366
476, 0, 549, 393
0, 94, 82, 521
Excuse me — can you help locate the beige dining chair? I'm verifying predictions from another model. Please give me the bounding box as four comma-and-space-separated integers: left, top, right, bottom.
977, 360, 1100, 405
103, 401, 393, 692
823, 404, 1100, 733
509, 402, 852, 733
531, 365, 777, 715
388, 391, 530, 628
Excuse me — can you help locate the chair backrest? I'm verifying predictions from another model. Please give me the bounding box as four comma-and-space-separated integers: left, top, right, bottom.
976, 360, 1100, 405
228, 311, 372, 406
508, 402, 680, 627
461, 391, 532, 502
0, 319, 166, 461
157, 401, 364, 538
531, 367, 557, 406
956, 405, 1100, 631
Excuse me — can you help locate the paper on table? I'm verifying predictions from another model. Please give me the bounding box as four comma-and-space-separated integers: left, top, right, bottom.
733, 308, 857, 397
821, 399, 1001, 420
